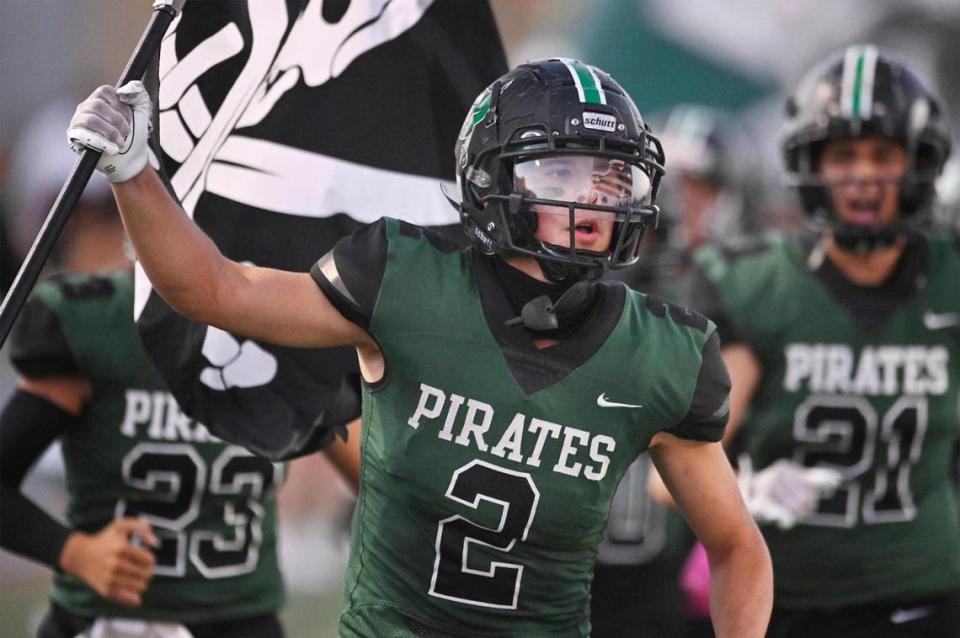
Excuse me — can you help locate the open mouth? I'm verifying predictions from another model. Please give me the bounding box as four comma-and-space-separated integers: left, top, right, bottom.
842, 197, 883, 224
573, 219, 599, 239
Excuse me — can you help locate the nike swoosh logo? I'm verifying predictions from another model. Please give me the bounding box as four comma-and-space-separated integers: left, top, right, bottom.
890, 606, 933, 624
597, 393, 643, 409
923, 311, 960, 330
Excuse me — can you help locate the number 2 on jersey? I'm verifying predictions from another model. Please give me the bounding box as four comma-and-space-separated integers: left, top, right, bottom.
429, 460, 540, 609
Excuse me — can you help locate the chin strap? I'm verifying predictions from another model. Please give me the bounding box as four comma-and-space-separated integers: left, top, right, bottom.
536, 254, 605, 284
505, 280, 595, 331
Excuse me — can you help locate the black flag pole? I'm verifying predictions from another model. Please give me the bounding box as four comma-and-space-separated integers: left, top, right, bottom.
0, 0, 186, 347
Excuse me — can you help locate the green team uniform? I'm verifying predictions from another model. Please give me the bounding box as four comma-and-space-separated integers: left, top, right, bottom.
694, 233, 960, 610
311, 218, 730, 636
10, 270, 285, 623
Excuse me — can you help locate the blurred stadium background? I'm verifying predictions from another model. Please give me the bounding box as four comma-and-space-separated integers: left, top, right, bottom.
1, 1, 958, 636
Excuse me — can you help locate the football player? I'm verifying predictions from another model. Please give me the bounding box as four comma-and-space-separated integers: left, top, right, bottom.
691, 45, 960, 637
1, 251, 286, 634
65, 59, 772, 637
608, 104, 753, 300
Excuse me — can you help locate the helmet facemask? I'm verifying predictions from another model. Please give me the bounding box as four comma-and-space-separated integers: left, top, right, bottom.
491, 147, 659, 282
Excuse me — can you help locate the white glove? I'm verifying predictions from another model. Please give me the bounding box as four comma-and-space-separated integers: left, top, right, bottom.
738, 456, 843, 530
67, 81, 152, 182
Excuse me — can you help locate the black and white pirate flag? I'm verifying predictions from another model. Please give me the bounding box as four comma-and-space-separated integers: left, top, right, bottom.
135, 0, 507, 460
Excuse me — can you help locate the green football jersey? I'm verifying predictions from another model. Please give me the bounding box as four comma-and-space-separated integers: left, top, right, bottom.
695, 234, 960, 609
10, 271, 285, 622
311, 218, 729, 636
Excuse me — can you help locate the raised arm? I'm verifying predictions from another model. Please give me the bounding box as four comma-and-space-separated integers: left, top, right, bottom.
114, 168, 364, 348
68, 83, 370, 350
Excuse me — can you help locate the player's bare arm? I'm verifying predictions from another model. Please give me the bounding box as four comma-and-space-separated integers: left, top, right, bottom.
323, 416, 362, 491
69, 84, 373, 353
648, 431, 772, 638
114, 169, 370, 349
2, 376, 158, 606
718, 343, 761, 444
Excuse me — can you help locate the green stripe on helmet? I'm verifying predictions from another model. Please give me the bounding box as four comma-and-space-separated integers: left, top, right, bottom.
841, 45, 878, 120
561, 59, 606, 104
851, 51, 865, 118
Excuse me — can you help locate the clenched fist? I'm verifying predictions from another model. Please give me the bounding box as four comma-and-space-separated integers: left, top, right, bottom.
58, 517, 159, 606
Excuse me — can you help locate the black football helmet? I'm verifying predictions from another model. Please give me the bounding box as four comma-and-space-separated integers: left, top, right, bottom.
657, 104, 751, 252
781, 45, 952, 250
455, 58, 664, 283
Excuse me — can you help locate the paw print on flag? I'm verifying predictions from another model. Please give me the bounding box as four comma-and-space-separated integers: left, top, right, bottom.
199, 326, 278, 390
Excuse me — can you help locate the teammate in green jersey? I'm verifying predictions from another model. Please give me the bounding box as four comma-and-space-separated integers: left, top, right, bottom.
1, 268, 286, 637
65, 58, 772, 637
691, 45, 960, 637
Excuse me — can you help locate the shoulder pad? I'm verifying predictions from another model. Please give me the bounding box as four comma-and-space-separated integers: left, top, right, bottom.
9, 295, 77, 377
48, 272, 117, 301
394, 219, 463, 254
699, 233, 781, 263
643, 293, 710, 334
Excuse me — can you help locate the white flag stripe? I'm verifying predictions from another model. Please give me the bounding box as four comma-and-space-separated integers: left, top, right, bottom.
169, 0, 289, 209
159, 110, 194, 163
235, 70, 300, 130
237, 0, 432, 129
207, 136, 459, 224
133, 262, 152, 321
159, 22, 245, 110
158, 13, 183, 80
328, 0, 433, 79
179, 85, 213, 138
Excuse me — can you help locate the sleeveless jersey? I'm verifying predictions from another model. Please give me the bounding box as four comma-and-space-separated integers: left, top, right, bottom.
695, 234, 960, 609
10, 271, 285, 622
311, 218, 729, 636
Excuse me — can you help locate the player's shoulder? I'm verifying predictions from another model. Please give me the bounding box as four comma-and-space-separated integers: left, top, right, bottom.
619, 283, 713, 340
31, 269, 129, 311
692, 233, 809, 311
11, 270, 131, 377
381, 216, 464, 254
924, 228, 960, 264
692, 232, 791, 280
920, 230, 960, 310
328, 217, 464, 278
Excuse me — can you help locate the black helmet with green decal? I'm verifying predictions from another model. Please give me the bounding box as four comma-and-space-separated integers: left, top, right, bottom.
781, 45, 952, 250
454, 58, 665, 283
